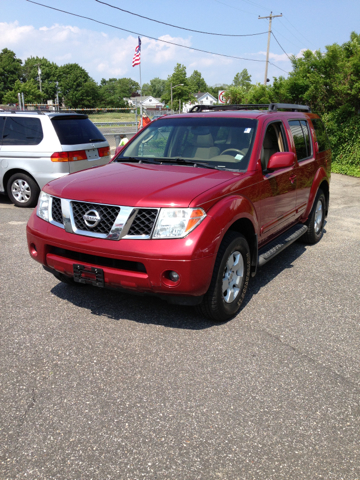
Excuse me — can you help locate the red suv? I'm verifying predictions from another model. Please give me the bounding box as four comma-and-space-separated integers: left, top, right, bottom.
27, 104, 331, 322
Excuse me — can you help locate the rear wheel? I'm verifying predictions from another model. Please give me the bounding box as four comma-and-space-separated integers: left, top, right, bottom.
7, 173, 40, 208
302, 189, 326, 244
197, 232, 251, 322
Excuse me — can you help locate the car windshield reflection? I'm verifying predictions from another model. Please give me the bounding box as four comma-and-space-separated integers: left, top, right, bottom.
117, 117, 257, 171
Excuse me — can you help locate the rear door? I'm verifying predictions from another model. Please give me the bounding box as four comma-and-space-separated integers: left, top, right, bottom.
287, 119, 316, 218
51, 115, 110, 173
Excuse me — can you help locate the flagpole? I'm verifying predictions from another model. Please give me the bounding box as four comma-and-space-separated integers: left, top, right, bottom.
139, 54, 143, 129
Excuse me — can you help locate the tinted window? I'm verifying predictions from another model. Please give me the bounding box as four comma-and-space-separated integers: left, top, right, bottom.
312, 118, 331, 152
0, 117, 5, 141
300, 120, 312, 157
1, 117, 43, 145
288, 120, 308, 161
51, 116, 106, 145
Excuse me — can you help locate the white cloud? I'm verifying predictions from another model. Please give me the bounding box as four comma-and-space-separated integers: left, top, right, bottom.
258, 50, 292, 62
0, 20, 288, 85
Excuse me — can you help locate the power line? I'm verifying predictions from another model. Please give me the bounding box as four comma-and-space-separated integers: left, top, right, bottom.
213, 0, 257, 16
272, 27, 305, 51
282, 15, 316, 50
271, 31, 293, 62
26, 0, 288, 73
96, 0, 268, 38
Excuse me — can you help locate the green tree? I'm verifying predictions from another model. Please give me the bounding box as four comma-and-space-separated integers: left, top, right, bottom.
0, 48, 23, 103
162, 64, 193, 111
22, 56, 59, 102
3, 79, 43, 104
232, 69, 252, 90
98, 77, 140, 107
188, 70, 208, 93
142, 78, 166, 98
58, 63, 99, 108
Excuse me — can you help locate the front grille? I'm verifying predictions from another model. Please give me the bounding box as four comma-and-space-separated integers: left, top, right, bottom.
52, 197, 63, 224
128, 209, 158, 236
49, 246, 147, 273
72, 202, 120, 234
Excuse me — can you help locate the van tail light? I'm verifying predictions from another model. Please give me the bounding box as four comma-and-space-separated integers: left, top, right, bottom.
98, 146, 110, 157
51, 150, 88, 162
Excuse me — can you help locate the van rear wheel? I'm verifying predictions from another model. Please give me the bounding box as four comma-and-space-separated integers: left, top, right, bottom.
7, 173, 40, 208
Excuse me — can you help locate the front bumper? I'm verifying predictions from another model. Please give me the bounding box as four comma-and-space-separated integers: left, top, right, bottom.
27, 211, 216, 303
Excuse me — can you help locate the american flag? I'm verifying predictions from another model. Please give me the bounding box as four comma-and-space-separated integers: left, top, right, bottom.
132, 37, 141, 67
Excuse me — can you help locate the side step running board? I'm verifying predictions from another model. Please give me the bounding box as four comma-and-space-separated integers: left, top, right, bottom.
258, 224, 308, 267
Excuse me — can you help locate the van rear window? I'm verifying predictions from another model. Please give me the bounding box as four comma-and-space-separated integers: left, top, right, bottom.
51, 117, 106, 145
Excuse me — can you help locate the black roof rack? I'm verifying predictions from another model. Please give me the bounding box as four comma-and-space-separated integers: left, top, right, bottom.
1, 110, 46, 115
189, 103, 311, 113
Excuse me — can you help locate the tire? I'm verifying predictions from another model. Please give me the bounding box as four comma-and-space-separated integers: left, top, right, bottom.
196, 232, 251, 322
7, 173, 40, 208
301, 189, 326, 245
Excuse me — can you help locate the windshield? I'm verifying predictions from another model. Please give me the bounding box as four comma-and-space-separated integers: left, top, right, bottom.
117, 116, 257, 171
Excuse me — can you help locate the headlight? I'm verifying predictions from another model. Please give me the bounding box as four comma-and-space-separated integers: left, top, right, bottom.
153, 208, 206, 239
37, 191, 51, 222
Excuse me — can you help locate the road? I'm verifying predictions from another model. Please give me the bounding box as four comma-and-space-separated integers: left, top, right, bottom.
1, 174, 360, 479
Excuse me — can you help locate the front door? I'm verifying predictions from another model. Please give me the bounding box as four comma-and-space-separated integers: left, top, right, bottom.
259, 121, 297, 245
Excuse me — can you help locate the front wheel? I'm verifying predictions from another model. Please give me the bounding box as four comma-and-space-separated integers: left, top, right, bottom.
7, 173, 40, 208
196, 232, 251, 322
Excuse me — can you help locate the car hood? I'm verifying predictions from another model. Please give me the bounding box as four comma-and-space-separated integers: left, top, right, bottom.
44, 162, 238, 208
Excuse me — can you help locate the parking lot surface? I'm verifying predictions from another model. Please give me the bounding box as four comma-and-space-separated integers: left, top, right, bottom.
1, 173, 360, 479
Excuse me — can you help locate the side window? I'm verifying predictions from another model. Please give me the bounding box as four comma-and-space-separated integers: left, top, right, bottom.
288, 120, 311, 161
300, 120, 312, 157
261, 121, 287, 170
2, 117, 43, 146
0, 117, 5, 144
312, 118, 331, 152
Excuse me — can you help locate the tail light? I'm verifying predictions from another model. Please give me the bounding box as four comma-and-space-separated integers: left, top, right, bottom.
98, 146, 110, 157
51, 150, 87, 162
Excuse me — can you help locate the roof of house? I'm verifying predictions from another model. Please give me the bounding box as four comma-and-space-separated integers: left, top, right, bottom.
193, 92, 217, 101
125, 96, 164, 104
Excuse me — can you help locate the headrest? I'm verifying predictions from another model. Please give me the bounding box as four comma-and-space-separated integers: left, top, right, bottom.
195, 133, 213, 147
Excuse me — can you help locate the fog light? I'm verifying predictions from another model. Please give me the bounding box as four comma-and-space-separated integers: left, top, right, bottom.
169, 271, 180, 282
30, 243, 37, 257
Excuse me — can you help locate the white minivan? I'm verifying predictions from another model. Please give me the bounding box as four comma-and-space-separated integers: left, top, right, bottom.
0, 111, 110, 207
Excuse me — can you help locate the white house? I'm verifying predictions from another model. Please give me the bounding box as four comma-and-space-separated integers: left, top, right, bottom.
125, 96, 164, 110
183, 92, 218, 112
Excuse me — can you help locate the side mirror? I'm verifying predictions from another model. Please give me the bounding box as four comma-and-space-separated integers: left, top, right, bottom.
267, 152, 296, 170
315, 141, 319, 154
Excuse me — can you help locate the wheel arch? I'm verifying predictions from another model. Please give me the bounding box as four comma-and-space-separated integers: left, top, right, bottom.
4, 168, 40, 192
303, 167, 330, 220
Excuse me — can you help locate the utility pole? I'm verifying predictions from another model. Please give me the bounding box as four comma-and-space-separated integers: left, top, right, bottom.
258, 12, 282, 86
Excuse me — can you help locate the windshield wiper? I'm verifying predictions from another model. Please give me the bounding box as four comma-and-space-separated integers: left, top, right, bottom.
88, 138, 104, 142
116, 156, 160, 165
158, 158, 221, 170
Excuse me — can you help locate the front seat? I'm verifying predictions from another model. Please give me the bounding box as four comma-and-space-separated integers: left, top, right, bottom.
261, 127, 279, 170
183, 133, 220, 160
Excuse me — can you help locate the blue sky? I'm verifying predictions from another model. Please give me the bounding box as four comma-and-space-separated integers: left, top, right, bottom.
1, 0, 360, 88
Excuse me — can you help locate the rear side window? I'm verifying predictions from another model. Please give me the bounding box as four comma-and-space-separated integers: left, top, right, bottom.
1, 117, 43, 145
312, 119, 331, 152
288, 120, 312, 161
51, 116, 106, 145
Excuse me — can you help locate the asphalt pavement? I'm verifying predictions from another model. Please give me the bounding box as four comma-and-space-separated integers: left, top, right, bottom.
1, 173, 360, 479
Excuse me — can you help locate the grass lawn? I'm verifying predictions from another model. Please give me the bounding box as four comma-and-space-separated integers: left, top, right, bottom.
88, 112, 137, 123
